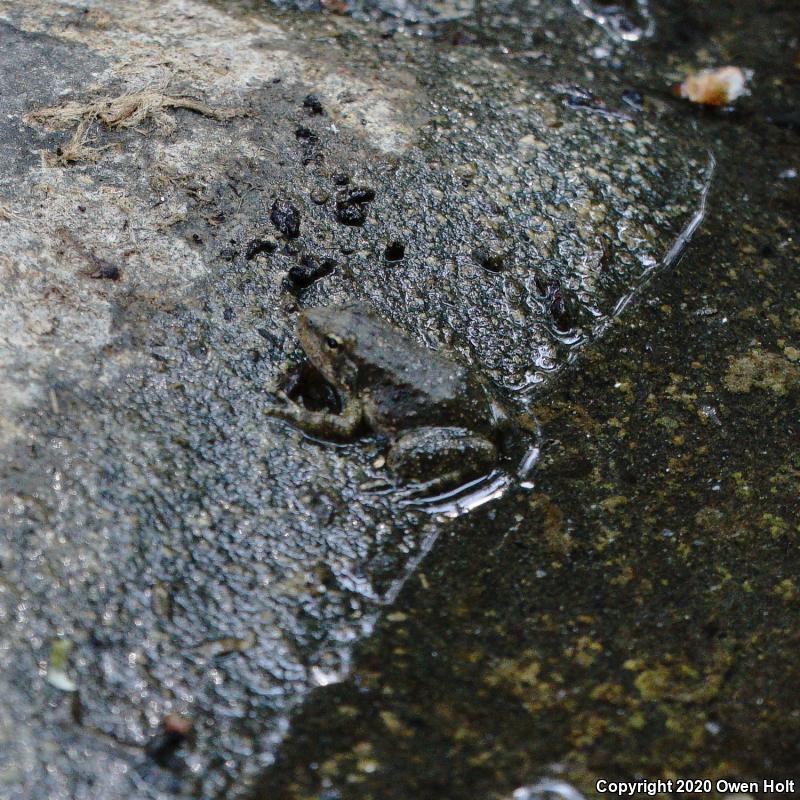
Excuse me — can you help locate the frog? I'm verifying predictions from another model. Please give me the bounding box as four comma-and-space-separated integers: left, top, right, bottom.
266, 304, 514, 490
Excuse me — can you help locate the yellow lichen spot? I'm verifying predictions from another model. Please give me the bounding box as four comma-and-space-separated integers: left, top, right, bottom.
590, 682, 625, 703
760, 513, 789, 540
571, 713, 608, 748
628, 711, 646, 730
634, 665, 672, 701
353, 742, 373, 757
380, 710, 413, 737
724, 349, 800, 396
569, 636, 604, 668
601, 495, 628, 511
610, 564, 635, 587
533, 495, 573, 554
774, 579, 797, 602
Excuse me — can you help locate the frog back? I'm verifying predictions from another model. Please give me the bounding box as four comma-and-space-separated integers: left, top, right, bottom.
350, 319, 492, 434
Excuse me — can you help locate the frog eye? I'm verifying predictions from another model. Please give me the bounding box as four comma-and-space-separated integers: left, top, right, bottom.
324, 335, 341, 350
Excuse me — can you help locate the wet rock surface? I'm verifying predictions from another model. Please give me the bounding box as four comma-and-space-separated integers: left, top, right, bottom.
0, 1, 796, 799
249, 2, 800, 799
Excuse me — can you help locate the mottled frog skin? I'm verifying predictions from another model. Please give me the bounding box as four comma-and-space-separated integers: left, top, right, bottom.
267, 305, 511, 488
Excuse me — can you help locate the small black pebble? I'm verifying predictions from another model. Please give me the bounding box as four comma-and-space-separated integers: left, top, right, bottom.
77, 205, 86, 213
245, 238, 278, 260
549, 289, 572, 332
295, 125, 317, 142
384, 241, 405, 262
450, 29, 479, 46
288, 255, 335, 289
333, 186, 375, 226
339, 186, 375, 204
472, 247, 504, 273
333, 173, 350, 186
270, 199, 301, 238
335, 203, 368, 226
146, 731, 185, 768
89, 262, 121, 280
303, 94, 324, 114
223, 307, 234, 321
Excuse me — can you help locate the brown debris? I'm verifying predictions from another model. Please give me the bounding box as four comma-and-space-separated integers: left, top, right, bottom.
673, 66, 752, 107
26, 89, 243, 165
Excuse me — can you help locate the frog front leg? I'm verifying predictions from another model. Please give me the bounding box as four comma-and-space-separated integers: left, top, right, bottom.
266, 393, 364, 440
386, 426, 497, 490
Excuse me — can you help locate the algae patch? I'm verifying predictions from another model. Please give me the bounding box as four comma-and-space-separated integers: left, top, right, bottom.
723, 348, 800, 396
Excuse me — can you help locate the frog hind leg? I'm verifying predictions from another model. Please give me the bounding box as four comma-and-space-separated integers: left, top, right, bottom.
266, 395, 364, 440
386, 426, 497, 490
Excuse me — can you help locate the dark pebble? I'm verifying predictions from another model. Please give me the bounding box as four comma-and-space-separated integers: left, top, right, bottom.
288, 255, 336, 289
333, 173, 350, 186
303, 94, 324, 114
295, 125, 317, 142
472, 247, 504, 273
384, 240, 405, 262
270, 199, 301, 238
334, 185, 375, 226
245, 238, 278, 260
89, 262, 121, 280
187, 340, 208, 359
339, 186, 375, 204
146, 731, 185, 769
335, 203, 368, 226
549, 289, 572, 332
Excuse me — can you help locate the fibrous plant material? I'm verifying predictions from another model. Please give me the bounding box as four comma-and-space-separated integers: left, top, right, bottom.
25, 89, 243, 165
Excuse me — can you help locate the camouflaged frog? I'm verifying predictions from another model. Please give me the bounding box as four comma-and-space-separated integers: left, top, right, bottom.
267, 305, 514, 489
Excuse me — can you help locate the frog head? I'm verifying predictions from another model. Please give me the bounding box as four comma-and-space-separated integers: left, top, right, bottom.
297, 305, 362, 392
